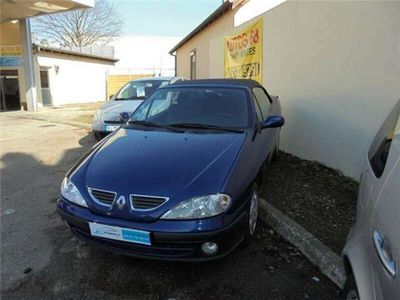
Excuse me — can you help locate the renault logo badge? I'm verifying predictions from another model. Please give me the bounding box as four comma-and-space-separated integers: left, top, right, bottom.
115, 195, 126, 209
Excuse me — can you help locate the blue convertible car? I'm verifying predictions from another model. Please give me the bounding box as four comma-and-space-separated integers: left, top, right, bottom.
57, 79, 284, 261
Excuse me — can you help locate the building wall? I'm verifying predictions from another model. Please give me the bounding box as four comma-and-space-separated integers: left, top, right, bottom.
0, 21, 26, 109
0, 22, 21, 45
175, 8, 235, 79
36, 54, 112, 106
175, 0, 400, 179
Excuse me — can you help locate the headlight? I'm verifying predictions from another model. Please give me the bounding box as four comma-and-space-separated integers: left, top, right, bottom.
60, 177, 88, 207
93, 111, 102, 121
160, 194, 231, 220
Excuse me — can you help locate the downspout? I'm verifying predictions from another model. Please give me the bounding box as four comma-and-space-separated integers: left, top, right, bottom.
171, 52, 177, 77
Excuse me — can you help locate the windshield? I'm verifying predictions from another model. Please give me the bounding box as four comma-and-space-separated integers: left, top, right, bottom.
129, 87, 250, 129
115, 80, 170, 100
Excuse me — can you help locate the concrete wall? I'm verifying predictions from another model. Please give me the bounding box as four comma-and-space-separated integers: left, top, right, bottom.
37, 54, 112, 106
175, 0, 400, 179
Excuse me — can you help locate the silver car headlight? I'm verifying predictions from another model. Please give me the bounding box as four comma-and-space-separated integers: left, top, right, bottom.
160, 194, 231, 219
93, 111, 102, 121
60, 177, 88, 208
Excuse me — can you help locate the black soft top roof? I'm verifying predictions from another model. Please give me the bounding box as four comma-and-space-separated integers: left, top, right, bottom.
171, 79, 262, 89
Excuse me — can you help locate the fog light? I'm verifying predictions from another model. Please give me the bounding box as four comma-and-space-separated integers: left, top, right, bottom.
201, 242, 218, 255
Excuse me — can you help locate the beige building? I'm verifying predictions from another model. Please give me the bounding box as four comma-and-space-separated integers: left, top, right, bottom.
170, 0, 400, 179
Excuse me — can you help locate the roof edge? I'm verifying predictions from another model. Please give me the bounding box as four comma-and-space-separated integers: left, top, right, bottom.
169, 1, 232, 55
33, 44, 119, 63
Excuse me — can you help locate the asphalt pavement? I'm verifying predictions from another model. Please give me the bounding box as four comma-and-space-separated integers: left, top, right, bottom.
0, 116, 340, 299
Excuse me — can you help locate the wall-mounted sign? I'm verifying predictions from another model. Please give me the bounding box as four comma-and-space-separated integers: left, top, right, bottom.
224, 18, 263, 83
0, 46, 22, 66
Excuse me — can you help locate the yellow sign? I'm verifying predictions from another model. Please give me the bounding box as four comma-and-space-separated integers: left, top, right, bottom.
0, 46, 22, 56
224, 18, 263, 83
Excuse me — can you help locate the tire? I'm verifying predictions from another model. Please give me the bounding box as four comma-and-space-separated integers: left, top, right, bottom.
242, 183, 259, 247
93, 132, 102, 141
343, 274, 359, 300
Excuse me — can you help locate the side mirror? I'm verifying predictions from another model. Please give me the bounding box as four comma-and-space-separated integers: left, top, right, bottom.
119, 112, 130, 123
262, 115, 285, 129
109, 94, 114, 100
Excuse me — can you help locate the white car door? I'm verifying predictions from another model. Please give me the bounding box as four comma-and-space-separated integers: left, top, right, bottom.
368, 101, 400, 299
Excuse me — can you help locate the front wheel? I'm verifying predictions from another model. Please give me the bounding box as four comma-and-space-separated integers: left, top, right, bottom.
93, 131, 102, 141
242, 184, 259, 246
343, 274, 359, 300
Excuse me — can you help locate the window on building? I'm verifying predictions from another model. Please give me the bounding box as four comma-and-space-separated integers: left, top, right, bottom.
252, 87, 271, 120
40, 70, 49, 89
368, 100, 400, 178
190, 50, 196, 80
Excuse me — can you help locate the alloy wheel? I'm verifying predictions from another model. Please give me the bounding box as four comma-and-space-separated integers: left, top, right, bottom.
346, 290, 359, 300
249, 190, 259, 235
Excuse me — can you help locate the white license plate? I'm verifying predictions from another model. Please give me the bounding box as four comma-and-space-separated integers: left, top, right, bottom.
104, 125, 120, 132
89, 222, 151, 246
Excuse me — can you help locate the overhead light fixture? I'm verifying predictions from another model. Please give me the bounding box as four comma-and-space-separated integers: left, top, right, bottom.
29, 1, 68, 13
10, 20, 18, 24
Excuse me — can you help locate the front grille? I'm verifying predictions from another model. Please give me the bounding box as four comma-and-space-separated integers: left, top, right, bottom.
130, 195, 167, 210
104, 120, 123, 124
89, 188, 116, 206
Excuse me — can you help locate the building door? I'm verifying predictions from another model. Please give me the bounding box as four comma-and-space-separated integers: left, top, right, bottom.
0, 69, 20, 111
40, 69, 52, 106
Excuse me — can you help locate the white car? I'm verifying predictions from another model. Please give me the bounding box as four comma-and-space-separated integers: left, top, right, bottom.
342, 99, 400, 299
92, 77, 183, 140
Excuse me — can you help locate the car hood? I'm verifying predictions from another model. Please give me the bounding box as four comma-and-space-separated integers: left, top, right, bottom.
100, 101, 143, 120
72, 128, 246, 221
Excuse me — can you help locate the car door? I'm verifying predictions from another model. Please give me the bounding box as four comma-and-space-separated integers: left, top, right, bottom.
252, 87, 276, 162
367, 100, 400, 299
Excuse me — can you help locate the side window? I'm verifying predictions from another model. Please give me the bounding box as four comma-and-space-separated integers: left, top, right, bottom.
369, 100, 400, 178
252, 95, 263, 121
252, 87, 271, 120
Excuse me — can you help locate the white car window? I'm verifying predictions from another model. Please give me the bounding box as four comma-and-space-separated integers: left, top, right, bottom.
369, 100, 400, 178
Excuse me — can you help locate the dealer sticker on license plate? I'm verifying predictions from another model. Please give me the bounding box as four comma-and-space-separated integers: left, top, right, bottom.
89, 222, 151, 246
104, 125, 120, 132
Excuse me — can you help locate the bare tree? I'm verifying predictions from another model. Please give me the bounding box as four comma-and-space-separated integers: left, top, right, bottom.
32, 0, 123, 49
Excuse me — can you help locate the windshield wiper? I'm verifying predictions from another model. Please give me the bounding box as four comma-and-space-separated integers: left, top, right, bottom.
127, 120, 184, 132
115, 97, 141, 101
169, 123, 244, 133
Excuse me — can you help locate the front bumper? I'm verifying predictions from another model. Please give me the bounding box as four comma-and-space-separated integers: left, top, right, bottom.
57, 199, 249, 261
92, 121, 123, 140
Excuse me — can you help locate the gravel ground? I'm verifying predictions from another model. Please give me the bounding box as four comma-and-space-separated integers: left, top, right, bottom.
2, 222, 341, 300
260, 152, 358, 254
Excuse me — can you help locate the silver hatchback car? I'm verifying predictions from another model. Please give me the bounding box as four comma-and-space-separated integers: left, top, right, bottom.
343, 99, 400, 299
92, 76, 183, 140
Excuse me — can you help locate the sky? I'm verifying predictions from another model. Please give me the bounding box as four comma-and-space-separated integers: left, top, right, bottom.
115, 0, 223, 37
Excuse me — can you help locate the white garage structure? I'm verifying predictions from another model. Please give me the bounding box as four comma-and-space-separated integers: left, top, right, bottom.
34, 45, 117, 107
0, 0, 95, 111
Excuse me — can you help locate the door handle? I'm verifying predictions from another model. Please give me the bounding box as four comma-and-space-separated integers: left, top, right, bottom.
373, 230, 396, 278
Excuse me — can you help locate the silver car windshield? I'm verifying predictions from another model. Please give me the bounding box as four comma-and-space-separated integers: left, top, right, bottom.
115, 80, 169, 101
